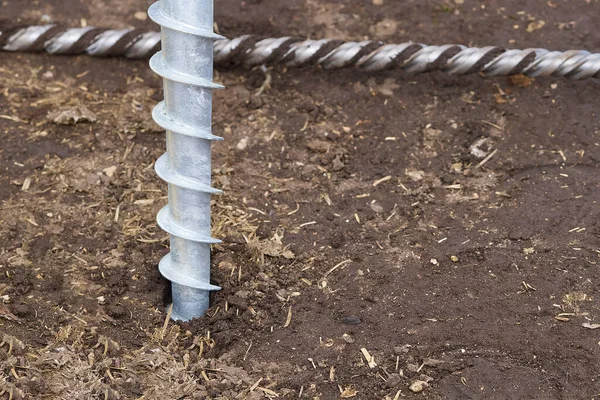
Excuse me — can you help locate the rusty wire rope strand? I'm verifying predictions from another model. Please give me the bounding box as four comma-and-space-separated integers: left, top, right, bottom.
2, 25, 600, 79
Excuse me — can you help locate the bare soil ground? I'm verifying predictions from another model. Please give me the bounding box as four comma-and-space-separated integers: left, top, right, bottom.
1, 0, 600, 399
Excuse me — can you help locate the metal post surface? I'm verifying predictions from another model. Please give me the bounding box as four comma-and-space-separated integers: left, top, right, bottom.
148, 0, 223, 321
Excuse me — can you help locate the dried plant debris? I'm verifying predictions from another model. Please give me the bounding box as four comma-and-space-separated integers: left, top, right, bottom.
246, 229, 295, 263
47, 106, 98, 125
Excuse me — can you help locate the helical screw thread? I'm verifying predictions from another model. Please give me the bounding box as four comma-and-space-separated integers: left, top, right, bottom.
3, 25, 600, 80
148, 0, 223, 321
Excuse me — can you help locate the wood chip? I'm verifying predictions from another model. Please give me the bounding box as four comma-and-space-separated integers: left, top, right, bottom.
0, 114, 27, 123
287, 203, 300, 215
201, 370, 209, 382
373, 176, 392, 187
247, 207, 267, 215
249, 377, 263, 392
24, 217, 39, 227
300, 278, 312, 286
481, 120, 503, 131
284, 306, 292, 328
103, 165, 117, 177
133, 199, 154, 206
526, 20, 545, 32
361, 348, 377, 368
324, 260, 352, 277
257, 387, 279, 397
340, 385, 358, 398
21, 178, 31, 191
161, 304, 172, 337
475, 148, 498, 169
136, 236, 169, 243
582, 322, 600, 329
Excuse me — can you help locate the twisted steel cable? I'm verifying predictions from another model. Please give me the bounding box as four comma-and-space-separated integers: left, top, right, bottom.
2, 25, 600, 79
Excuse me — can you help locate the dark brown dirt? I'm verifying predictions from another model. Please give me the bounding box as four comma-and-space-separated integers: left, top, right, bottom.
1, 0, 600, 399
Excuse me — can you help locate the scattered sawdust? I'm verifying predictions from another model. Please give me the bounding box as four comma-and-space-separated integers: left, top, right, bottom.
562, 292, 589, 314
0, 324, 262, 399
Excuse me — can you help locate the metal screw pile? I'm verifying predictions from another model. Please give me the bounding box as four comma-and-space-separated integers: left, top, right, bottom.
148, 0, 222, 321
2, 25, 600, 79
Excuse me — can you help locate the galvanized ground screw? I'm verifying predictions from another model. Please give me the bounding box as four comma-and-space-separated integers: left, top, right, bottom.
148, 0, 223, 321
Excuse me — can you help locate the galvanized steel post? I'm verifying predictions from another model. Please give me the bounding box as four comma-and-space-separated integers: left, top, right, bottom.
148, 0, 223, 321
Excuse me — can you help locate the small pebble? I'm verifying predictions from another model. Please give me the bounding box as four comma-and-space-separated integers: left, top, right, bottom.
12, 304, 31, 317
409, 380, 429, 393
134, 11, 148, 20
370, 203, 384, 213
394, 345, 410, 355
423, 358, 444, 367
341, 315, 362, 325
406, 363, 420, 372
106, 305, 127, 319
236, 137, 249, 150
40, 14, 53, 24
342, 333, 355, 343
386, 375, 401, 388
227, 295, 248, 310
